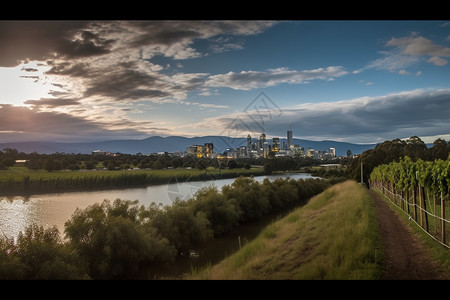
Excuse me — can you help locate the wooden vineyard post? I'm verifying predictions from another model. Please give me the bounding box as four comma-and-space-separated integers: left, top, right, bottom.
419, 183, 424, 228
441, 192, 446, 245
422, 185, 429, 233
406, 189, 410, 216
413, 186, 417, 222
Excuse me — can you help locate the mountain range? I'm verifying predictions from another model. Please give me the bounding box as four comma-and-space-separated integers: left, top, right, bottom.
0, 136, 377, 157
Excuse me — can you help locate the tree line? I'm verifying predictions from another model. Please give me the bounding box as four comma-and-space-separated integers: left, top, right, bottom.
0, 176, 334, 280
0, 147, 337, 172
347, 136, 450, 184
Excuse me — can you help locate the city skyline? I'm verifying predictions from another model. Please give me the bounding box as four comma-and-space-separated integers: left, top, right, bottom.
1, 21, 450, 144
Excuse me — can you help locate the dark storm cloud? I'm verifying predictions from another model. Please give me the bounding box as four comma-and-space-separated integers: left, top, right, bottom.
56, 30, 114, 58
82, 67, 170, 101
0, 104, 100, 134
209, 89, 450, 143
24, 98, 80, 108
0, 21, 114, 67
124, 20, 275, 49
0, 105, 151, 142
46, 62, 91, 77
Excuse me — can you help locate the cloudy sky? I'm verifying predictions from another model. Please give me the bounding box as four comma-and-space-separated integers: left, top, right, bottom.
1, 20, 450, 144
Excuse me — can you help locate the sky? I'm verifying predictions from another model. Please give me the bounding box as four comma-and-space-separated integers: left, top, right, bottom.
1, 20, 450, 144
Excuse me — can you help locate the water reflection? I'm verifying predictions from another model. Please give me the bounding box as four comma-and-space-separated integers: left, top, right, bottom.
0, 173, 315, 240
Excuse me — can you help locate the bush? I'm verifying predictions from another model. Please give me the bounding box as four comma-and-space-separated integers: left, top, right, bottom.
189, 186, 241, 236
146, 200, 213, 254
1, 157, 15, 167
64, 199, 176, 279
0, 224, 89, 279
222, 176, 271, 222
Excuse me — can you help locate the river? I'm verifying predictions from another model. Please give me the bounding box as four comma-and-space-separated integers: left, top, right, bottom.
0, 172, 314, 241
0, 172, 317, 278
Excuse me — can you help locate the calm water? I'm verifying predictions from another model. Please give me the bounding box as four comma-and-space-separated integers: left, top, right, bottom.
0, 173, 315, 241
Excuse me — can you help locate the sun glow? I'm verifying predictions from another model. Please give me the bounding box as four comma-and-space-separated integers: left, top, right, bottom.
0, 61, 54, 106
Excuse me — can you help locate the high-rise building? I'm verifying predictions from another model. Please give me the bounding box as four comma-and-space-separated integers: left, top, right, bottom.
263, 141, 269, 158
329, 147, 336, 157
272, 137, 280, 152
246, 134, 252, 157
204, 143, 213, 158
287, 128, 293, 149
259, 133, 266, 157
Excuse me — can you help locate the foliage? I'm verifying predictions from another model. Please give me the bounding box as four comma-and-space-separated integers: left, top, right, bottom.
0, 166, 266, 195
370, 155, 450, 195
64, 199, 176, 280
0, 224, 89, 279
1, 173, 331, 279
348, 136, 450, 183
188, 186, 241, 236
145, 200, 213, 254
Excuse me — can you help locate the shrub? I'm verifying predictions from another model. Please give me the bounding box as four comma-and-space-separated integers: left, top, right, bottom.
64, 199, 176, 279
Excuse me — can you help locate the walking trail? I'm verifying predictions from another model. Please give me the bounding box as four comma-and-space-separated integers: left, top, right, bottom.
368, 189, 448, 280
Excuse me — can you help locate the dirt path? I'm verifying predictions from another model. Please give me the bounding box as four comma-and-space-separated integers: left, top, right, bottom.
368, 189, 448, 280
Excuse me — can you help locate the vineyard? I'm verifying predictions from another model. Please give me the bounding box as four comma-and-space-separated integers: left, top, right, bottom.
369, 156, 450, 248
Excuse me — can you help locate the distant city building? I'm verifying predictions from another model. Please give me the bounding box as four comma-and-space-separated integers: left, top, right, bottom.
92, 150, 109, 156
247, 134, 252, 157
329, 147, 336, 157
204, 143, 214, 158
186, 143, 214, 158
263, 141, 269, 158
272, 137, 280, 152
287, 129, 293, 149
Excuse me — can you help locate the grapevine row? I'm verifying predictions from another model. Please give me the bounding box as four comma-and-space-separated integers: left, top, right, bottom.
369, 156, 450, 247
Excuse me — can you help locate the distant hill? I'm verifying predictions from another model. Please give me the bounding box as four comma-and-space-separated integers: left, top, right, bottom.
0, 136, 376, 157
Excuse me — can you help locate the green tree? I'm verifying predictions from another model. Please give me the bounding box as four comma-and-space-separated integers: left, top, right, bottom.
222, 176, 271, 222
1, 157, 15, 167
428, 138, 449, 160
64, 199, 176, 279
147, 201, 213, 254
44, 158, 55, 172
0, 224, 89, 279
189, 186, 241, 236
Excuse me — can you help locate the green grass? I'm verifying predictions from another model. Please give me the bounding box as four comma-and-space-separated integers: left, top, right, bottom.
189, 180, 384, 280
0, 167, 266, 194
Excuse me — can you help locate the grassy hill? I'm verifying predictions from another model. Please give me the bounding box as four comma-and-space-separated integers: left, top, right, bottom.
189, 180, 384, 279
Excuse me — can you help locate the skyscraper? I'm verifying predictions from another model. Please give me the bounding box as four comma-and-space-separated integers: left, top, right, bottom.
272, 137, 280, 152
287, 126, 293, 149
246, 134, 252, 157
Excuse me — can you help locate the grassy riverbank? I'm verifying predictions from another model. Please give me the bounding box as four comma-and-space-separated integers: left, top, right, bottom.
0, 167, 266, 195
189, 180, 383, 279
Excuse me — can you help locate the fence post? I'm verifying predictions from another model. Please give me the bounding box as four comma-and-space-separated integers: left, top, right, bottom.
441, 192, 446, 245
419, 183, 424, 228
422, 186, 429, 233
413, 185, 417, 222
406, 189, 410, 216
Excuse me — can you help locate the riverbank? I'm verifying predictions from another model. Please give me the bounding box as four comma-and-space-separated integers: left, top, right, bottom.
0, 167, 267, 196
189, 180, 384, 279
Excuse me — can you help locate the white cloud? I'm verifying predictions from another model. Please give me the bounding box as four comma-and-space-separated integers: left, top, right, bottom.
361, 50, 421, 72
359, 35, 450, 74
387, 36, 450, 57
427, 56, 448, 66
205, 66, 348, 90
